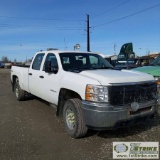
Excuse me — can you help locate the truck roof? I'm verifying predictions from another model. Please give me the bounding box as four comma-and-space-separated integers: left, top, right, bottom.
36, 50, 98, 55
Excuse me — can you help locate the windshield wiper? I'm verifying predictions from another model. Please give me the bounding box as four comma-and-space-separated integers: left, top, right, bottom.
81, 67, 97, 70
67, 66, 98, 73
67, 68, 81, 73
93, 66, 114, 69
67, 66, 113, 73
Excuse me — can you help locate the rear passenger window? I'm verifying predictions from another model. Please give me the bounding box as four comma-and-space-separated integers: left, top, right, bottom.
32, 53, 45, 70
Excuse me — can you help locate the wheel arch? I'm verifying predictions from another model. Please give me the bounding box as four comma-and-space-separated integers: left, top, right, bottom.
56, 88, 82, 117
12, 75, 18, 92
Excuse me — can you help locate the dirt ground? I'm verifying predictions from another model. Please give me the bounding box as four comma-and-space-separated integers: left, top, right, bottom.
0, 68, 160, 160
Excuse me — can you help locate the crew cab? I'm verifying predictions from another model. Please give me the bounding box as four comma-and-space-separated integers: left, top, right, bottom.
11, 50, 158, 138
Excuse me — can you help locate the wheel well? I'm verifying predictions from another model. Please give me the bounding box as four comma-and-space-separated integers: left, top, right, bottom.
12, 75, 18, 92
56, 88, 82, 117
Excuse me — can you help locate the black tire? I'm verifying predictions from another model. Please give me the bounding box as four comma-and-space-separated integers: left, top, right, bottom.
63, 98, 88, 138
14, 82, 25, 101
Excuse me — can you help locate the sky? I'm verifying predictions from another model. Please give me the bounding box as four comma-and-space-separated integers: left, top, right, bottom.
0, 0, 160, 62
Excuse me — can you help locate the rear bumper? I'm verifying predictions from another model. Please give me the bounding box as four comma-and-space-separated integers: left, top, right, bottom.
82, 100, 157, 130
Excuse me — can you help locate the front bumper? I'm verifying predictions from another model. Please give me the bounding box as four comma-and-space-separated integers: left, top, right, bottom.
82, 100, 157, 130
158, 94, 160, 106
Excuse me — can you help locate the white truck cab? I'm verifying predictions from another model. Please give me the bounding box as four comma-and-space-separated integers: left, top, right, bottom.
11, 50, 158, 138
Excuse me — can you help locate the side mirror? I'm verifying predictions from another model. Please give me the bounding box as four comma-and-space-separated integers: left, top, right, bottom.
45, 61, 58, 74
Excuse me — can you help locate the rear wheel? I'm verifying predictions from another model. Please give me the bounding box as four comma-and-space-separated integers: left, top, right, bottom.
14, 82, 25, 101
63, 98, 88, 138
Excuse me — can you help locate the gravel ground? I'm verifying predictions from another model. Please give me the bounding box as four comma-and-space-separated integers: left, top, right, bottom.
0, 68, 160, 160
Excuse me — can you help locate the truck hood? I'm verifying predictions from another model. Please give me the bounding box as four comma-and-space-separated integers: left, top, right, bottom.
133, 66, 160, 77
79, 69, 154, 85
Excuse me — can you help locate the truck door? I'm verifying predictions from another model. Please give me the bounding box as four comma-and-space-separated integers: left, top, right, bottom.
28, 53, 45, 98
41, 53, 60, 105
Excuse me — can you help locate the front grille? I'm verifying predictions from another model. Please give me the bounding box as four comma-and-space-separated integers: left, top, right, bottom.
129, 106, 152, 115
108, 82, 157, 106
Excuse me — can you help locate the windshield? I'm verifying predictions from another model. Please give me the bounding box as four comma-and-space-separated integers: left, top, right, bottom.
126, 59, 137, 64
150, 55, 160, 66
117, 53, 126, 61
59, 52, 113, 72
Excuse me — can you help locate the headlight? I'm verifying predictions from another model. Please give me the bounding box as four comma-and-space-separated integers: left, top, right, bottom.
154, 76, 160, 85
154, 77, 160, 95
85, 84, 108, 102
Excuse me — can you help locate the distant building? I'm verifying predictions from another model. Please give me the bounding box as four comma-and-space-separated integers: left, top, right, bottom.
148, 52, 160, 58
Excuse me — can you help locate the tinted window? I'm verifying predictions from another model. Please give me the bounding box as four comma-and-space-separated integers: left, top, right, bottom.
59, 52, 113, 72
32, 53, 45, 70
151, 55, 160, 66
45, 54, 58, 65
43, 53, 59, 73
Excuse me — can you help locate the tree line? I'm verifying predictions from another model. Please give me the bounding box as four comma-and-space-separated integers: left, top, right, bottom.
1, 56, 32, 63
1, 56, 11, 62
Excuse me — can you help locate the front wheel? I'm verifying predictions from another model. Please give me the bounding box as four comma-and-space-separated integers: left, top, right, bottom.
63, 98, 88, 138
14, 82, 25, 101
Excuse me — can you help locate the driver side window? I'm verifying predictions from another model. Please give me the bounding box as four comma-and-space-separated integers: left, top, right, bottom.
89, 56, 103, 67
43, 53, 58, 73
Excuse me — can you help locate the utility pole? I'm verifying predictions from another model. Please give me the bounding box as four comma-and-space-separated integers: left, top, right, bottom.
87, 14, 90, 52
114, 43, 117, 55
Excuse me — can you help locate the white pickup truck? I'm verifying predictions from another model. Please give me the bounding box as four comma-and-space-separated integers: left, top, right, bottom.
11, 50, 158, 138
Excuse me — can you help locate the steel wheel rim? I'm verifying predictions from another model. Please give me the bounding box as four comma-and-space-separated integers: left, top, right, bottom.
66, 108, 75, 130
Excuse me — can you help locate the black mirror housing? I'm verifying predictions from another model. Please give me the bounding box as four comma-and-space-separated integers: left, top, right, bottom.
45, 61, 58, 74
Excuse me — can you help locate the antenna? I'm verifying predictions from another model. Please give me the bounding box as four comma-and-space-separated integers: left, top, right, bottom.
114, 43, 117, 55
87, 14, 90, 52
64, 37, 67, 50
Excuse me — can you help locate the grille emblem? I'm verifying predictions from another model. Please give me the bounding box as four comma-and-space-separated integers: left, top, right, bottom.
131, 102, 139, 112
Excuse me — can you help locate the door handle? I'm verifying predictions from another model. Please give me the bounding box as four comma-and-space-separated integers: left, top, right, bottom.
29, 73, 32, 75
39, 76, 44, 79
